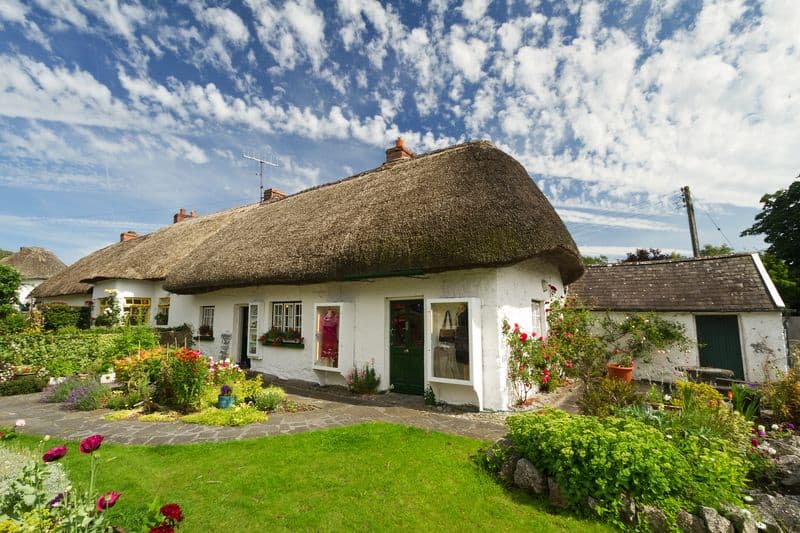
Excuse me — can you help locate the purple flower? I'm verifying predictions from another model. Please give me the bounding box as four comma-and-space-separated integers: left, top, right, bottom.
96, 492, 121, 511
49, 493, 64, 507
80, 434, 103, 454
220, 384, 232, 396
42, 445, 68, 462
787, 423, 796, 431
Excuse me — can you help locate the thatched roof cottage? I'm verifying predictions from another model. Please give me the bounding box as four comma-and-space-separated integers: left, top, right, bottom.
1, 247, 66, 307
33, 140, 583, 410
569, 254, 788, 383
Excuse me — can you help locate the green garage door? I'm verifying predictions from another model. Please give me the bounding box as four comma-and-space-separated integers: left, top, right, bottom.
695, 315, 745, 380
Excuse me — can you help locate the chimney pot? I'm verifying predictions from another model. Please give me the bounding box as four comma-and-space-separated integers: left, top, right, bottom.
120, 231, 139, 242
263, 188, 286, 203
173, 208, 197, 224
385, 137, 414, 164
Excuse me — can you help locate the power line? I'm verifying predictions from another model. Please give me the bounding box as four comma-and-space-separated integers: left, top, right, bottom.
695, 202, 736, 249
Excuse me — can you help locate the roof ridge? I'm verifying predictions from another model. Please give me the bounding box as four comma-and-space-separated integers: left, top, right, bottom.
585, 253, 756, 268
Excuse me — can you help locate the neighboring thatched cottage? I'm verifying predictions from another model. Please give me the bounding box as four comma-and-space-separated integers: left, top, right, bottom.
569, 254, 788, 383
0, 247, 66, 308
32, 140, 584, 410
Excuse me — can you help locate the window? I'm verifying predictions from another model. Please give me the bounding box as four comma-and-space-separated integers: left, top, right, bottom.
156, 297, 170, 325
314, 304, 340, 368
431, 301, 471, 380
199, 306, 215, 338
248, 303, 260, 356
531, 299, 545, 337
124, 297, 151, 325
271, 302, 302, 335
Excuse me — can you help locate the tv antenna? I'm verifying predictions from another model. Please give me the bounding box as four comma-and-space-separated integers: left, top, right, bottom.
242, 152, 278, 204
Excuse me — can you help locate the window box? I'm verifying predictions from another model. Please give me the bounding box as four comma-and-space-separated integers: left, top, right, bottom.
260, 339, 305, 349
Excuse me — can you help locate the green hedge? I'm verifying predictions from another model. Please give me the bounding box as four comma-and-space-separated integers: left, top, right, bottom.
505, 410, 749, 527
0, 327, 160, 377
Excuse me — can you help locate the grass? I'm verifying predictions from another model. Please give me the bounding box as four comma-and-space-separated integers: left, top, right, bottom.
8, 423, 611, 532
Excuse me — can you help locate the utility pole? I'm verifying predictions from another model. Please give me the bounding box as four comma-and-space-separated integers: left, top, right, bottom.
242, 152, 278, 204
681, 185, 700, 257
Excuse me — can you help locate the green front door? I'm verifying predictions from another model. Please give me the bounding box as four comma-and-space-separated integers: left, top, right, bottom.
695, 315, 745, 380
390, 300, 424, 395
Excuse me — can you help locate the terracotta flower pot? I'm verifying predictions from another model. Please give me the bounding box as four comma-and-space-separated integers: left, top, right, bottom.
607, 363, 634, 383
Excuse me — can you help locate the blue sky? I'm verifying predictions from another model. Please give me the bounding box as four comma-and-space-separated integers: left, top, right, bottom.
1, 0, 798, 264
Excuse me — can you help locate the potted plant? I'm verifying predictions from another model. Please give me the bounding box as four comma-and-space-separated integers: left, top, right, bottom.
198, 325, 213, 341
217, 384, 235, 409
607, 348, 634, 382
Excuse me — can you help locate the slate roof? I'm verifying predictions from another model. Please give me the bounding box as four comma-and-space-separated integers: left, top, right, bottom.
569, 254, 784, 312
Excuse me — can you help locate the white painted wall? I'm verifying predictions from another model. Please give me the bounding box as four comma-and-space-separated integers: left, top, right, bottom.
18, 278, 45, 306
38, 293, 90, 307
600, 311, 788, 383
162, 258, 559, 411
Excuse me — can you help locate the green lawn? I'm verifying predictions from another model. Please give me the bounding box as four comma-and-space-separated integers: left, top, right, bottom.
10, 422, 611, 532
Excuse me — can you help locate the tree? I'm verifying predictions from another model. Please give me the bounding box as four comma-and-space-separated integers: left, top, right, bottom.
742, 178, 800, 271
621, 248, 683, 263
699, 243, 733, 257
0, 249, 11, 260
582, 255, 609, 265
760, 253, 800, 312
0, 263, 21, 313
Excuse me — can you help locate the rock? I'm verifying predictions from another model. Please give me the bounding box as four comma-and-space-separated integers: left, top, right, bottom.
619, 493, 637, 528
513, 458, 546, 495
700, 506, 734, 533
642, 505, 668, 533
547, 477, 569, 508
585, 496, 599, 512
499, 453, 521, 485
676, 509, 706, 533
751, 491, 800, 533
720, 504, 757, 533
775, 455, 800, 494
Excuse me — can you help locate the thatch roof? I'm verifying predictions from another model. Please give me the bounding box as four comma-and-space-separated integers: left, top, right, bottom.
569, 254, 784, 312
0, 247, 66, 279
30, 205, 256, 298
164, 141, 583, 293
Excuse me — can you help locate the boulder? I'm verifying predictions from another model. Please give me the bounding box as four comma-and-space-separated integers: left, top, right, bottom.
619, 493, 637, 528
751, 491, 800, 533
642, 505, 668, 533
547, 477, 569, 508
513, 458, 546, 495
676, 509, 706, 533
775, 454, 800, 494
499, 453, 521, 485
719, 504, 757, 533
699, 506, 734, 533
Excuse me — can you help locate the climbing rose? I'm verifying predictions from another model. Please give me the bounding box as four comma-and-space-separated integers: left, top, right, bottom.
96, 491, 121, 511
42, 445, 68, 463
160, 503, 184, 522
519, 333, 528, 342
80, 434, 104, 454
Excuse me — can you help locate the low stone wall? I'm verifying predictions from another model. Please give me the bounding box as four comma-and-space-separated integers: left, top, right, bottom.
486, 437, 799, 533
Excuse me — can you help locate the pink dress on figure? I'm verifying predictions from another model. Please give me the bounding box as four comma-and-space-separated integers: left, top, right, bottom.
320, 313, 339, 365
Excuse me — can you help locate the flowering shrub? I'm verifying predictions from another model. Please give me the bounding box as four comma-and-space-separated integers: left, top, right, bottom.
345, 360, 381, 394
64, 381, 111, 411
761, 350, 800, 424
253, 386, 286, 412
505, 409, 750, 528
156, 348, 209, 413
113, 347, 168, 386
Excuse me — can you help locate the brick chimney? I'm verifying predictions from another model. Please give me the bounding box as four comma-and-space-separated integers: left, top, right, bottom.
385, 137, 414, 163
262, 188, 286, 203
120, 231, 138, 242
173, 208, 197, 224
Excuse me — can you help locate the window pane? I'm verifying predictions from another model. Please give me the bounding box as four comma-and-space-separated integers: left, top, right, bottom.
431, 302, 470, 380
315, 305, 339, 368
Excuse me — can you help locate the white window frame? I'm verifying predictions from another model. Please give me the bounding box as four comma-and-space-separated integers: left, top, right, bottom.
271, 301, 303, 335
426, 298, 483, 410
199, 306, 215, 337
247, 302, 262, 359
531, 299, 545, 337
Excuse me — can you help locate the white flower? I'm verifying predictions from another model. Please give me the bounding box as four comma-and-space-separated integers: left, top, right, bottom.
663, 394, 672, 402
665, 434, 673, 439
14, 419, 25, 428
756, 521, 767, 531
768, 447, 777, 455
771, 423, 779, 431
757, 424, 766, 433
43, 435, 50, 441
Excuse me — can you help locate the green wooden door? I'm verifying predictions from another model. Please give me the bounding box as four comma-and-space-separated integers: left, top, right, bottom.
695, 315, 745, 380
390, 300, 424, 395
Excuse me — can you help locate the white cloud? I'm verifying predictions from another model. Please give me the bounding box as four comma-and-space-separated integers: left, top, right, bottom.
461, 0, 491, 22
197, 7, 249, 46
558, 208, 679, 232
246, 0, 327, 71
448, 26, 488, 83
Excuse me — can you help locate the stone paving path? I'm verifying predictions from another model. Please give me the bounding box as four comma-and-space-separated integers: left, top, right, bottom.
0, 392, 509, 446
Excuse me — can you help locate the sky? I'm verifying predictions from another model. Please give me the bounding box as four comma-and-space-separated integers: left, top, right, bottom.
0, 0, 798, 265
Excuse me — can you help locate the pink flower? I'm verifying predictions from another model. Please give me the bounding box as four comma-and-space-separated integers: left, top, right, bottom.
42, 446, 67, 463
96, 492, 121, 511
750, 438, 760, 447
513, 323, 520, 333
80, 434, 104, 454
565, 361, 573, 368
